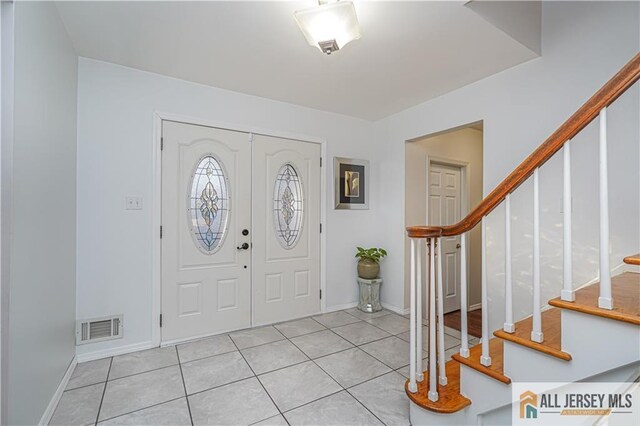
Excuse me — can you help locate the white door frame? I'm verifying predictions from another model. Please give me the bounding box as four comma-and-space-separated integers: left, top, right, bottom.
0, 2, 14, 423
151, 111, 327, 347
426, 155, 471, 311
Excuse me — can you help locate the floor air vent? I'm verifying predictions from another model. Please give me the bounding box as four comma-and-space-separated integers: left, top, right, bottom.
76, 315, 123, 345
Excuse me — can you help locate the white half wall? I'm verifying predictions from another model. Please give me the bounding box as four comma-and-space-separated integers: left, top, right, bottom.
376, 0, 640, 331
10, 2, 78, 424
75, 58, 388, 358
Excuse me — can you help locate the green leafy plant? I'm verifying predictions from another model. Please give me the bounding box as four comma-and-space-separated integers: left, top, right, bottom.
355, 247, 388, 263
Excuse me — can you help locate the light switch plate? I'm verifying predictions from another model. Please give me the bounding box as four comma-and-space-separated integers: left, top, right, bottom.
126, 196, 143, 210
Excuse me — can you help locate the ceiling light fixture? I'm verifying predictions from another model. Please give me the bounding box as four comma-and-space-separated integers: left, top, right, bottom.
294, 0, 362, 55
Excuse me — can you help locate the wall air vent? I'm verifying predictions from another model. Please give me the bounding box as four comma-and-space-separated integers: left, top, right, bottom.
76, 315, 123, 345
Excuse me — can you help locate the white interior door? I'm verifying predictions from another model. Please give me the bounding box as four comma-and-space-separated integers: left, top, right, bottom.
161, 121, 252, 343
429, 163, 462, 313
252, 134, 321, 326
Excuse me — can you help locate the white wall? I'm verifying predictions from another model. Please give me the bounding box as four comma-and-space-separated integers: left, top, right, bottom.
9, 2, 77, 424
75, 58, 388, 359
75, 0, 640, 358
405, 128, 484, 309
376, 0, 640, 332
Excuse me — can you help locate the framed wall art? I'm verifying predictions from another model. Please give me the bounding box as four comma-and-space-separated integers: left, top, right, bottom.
334, 157, 369, 210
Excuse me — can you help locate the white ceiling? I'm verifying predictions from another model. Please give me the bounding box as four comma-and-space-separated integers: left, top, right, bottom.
55, 1, 539, 120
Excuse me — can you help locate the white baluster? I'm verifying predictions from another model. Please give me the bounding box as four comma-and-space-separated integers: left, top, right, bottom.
459, 232, 470, 357
436, 238, 448, 386
531, 168, 544, 343
480, 217, 492, 366
416, 240, 424, 382
562, 141, 575, 302
409, 238, 417, 393
504, 194, 515, 332
598, 108, 613, 310
428, 237, 438, 402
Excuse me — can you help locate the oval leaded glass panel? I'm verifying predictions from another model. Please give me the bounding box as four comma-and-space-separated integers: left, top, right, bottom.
188, 155, 230, 254
273, 163, 303, 249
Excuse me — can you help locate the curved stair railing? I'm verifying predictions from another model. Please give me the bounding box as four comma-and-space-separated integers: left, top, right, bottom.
405, 52, 640, 402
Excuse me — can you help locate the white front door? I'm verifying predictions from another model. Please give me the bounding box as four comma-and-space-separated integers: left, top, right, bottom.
252, 134, 321, 326
429, 163, 462, 313
161, 121, 252, 343
161, 122, 322, 342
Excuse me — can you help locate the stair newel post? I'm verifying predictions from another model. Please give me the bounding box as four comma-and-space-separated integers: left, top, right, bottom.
436, 237, 448, 386
531, 168, 544, 343
459, 232, 470, 358
428, 237, 438, 402
598, 108, 613, 310
408, 238, 418, 393
480, 217, 492, 366
416, 239, 424, 382
504, 194, 515, 332
562, 141, 575, 302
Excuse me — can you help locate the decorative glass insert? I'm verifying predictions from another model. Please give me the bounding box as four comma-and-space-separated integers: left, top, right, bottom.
273, 163, 304, 249
188, 155, 230, 253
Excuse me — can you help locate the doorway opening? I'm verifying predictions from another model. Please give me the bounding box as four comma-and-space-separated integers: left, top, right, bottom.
404, 122, 483, 337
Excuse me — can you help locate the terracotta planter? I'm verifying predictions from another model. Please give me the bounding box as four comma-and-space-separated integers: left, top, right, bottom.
357, 258, 380, 279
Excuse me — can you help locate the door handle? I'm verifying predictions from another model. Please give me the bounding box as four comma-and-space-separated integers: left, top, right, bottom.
237, 242, 250, 250
456, 243, 461, 249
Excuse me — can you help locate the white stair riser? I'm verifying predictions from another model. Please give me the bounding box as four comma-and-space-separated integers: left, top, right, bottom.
562, 310, 639, 377
503, 310, 639, 383
459, 364, 511, 417
477, 361, 640, 426
409, 402, 468, 426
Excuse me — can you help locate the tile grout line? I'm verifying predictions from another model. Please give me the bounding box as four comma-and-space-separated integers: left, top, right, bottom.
94, 396, 186, 424
285, 333, 388, 425
343, 387, 387, 426
175, 346, 194, 426
105, 362, 180, 384
93, 357, 113, 425
229, 332, 291, 426
72, 310, 439, 425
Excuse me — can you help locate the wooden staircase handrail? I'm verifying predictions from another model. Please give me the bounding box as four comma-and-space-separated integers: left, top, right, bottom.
407, 52, 640, 239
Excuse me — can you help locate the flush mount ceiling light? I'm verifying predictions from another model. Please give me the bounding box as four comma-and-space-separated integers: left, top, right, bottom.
294, 0, 362, 55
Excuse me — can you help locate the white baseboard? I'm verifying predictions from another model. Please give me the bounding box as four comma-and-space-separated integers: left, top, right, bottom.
76, 340, 155, 363
384, 304, 410, 315
325, 302, 358, 313
39, 356, 77, 426
468, 303, 482, 312
622, 262, 639, 274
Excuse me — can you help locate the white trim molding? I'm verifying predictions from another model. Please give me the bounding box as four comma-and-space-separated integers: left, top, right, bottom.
324, 302, 358, 313
38, 356, 77, 426
76, 341, 155, 364
384, 303, 410, 316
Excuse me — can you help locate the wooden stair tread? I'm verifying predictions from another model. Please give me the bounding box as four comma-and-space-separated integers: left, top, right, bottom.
494, 308, 572, 361
624, 254, 640, 266
405, 360, 471, 414
549, 272, 640, 325
452, 338, 511, 384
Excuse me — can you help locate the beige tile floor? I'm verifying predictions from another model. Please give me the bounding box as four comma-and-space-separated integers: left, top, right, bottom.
51, 309, 475, 426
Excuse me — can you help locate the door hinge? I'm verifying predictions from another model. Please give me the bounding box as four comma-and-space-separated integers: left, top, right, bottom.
320, 157, 323, 167
160, 226, 163, 239
161, 137, 164, 150
160, 314, 163, 328
320, 289, 322, 299
320, 223, 322, 233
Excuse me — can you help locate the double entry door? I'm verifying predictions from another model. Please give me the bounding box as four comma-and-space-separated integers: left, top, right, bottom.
161, 121, 321, 343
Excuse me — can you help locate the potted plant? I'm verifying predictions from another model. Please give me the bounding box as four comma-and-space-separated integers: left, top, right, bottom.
355, 247, 387, 279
